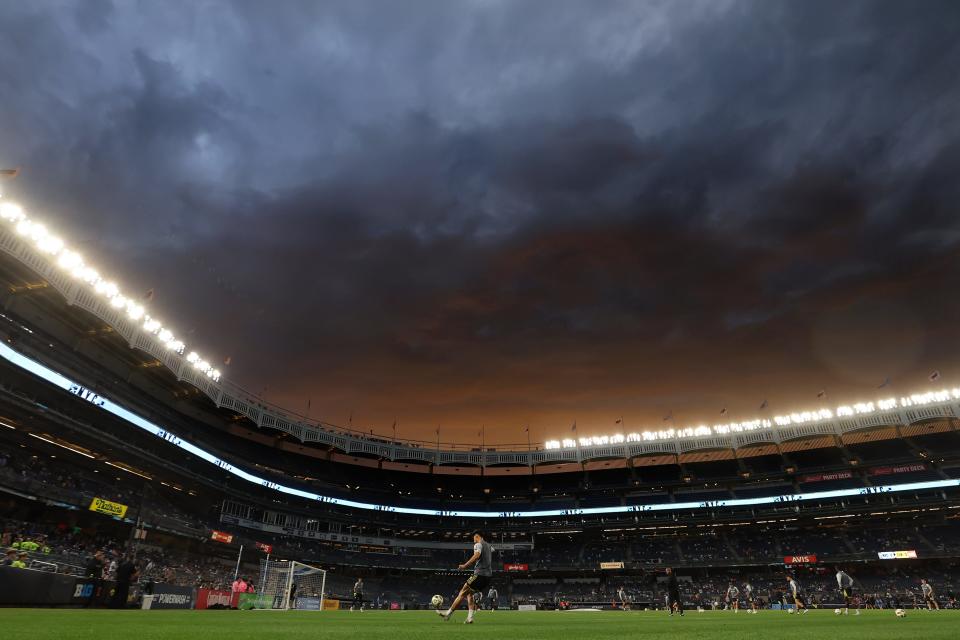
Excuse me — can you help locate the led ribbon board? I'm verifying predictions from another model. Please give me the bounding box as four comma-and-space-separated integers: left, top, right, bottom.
2, 340, 959, 519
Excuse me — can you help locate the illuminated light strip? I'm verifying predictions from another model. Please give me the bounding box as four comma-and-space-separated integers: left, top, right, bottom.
2, 340, 960, 519
0, 200, 220, 381
0, 420, 15, 430
104, 461, 152, 480
27, 432, 96, 458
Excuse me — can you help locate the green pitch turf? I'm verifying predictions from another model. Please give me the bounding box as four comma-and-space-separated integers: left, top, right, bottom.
0, 609, 955, 640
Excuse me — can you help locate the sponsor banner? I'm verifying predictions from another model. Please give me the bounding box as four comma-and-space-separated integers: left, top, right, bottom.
255, 541, 273, 554
149, 584, 196, 609
237, 593, 279, 610
211, 530, 233, 544
503, 563, 529, 571
89, 497, 128, 518
784, 555, 817, 564
600, 562, 625, 570
878, 550, 918, 560
0, 568, 108, 606
295, 596, 321, 610
870, 464, 926, 477
518, 604, 537, 611
322, 598, 341, 610
195, 588, 232, 609
801, 471, 853, 483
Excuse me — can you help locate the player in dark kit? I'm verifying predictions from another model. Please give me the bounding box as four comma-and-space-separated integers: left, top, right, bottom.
665, 568, 683, 616
835, 568, 859, 616
786, 575, 807, 615
437, 531, 493, 624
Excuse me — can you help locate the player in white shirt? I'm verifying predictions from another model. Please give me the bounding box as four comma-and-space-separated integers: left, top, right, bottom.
725, 583, 740, 612
835, 568, 859, 616
617, 586, 631, 611
743, 582, 757, 614
921, 579, 939, 611
487, 586, 498, 610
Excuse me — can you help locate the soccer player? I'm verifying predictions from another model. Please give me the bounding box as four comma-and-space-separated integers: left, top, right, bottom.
437, 530, 493, 624
726, 582, 740, 612
617, 585, 631, 611
786, 575, 807, 615
921, 579, 939, 611
835, 567, 859, 616
487, 586, 498, 610
351, 578, 364, 611
665, 568, 683, 616
743, 582, 757, 614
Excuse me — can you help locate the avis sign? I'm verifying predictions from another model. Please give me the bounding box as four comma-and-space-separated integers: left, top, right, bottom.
784, 555, 817, 564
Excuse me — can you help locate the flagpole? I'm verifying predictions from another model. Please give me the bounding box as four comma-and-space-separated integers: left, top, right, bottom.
233, 544, 244, 581
526, 426, 531, 451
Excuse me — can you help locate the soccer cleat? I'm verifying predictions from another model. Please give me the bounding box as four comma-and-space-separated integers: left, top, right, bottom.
437, 610, 451, 621
464, 619, 474, 624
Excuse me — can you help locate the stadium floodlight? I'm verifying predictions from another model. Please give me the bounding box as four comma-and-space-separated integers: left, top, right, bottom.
0, 202, 25, 222
125, 301, 144, 320
36, 234, 63, 255
0, 200, 224, 388
56, 250, 83, 271
546, 386, 960, 449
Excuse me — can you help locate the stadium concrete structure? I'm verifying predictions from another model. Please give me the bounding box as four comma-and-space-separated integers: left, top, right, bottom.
2, 202, 960, 612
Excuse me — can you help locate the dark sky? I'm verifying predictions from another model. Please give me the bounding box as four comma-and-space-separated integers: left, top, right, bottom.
2, 1, 960, 445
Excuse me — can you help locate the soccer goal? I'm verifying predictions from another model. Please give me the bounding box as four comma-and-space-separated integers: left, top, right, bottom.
257, 559, 327, 610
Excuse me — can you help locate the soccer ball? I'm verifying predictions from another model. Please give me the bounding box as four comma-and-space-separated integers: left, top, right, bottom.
431, 595, 444, 609
788, 609, 795, 614
834, 609, 842, 615
895, 609, 906, 618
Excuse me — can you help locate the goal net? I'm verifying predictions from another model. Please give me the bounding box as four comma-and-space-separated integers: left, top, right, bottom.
257, 559, 327, 610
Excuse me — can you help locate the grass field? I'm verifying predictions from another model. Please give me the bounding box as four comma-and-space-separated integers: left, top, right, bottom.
0, 609, 955, 640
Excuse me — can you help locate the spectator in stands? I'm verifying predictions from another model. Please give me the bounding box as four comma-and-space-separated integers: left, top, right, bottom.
1, 548, 15, 566
11, 552, 28, 568
84, 550, 105, 608
232, 576, 247, 594
110, 555, 139, 609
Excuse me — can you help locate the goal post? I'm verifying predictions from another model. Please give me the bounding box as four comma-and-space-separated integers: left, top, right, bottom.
258, 559, 327, 610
